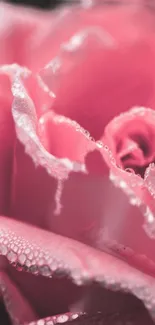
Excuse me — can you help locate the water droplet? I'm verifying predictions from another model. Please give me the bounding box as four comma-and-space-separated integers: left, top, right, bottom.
96, 141, 103, 148
54, 179, 63, 216
29, 265, 38, 274
71, 314, 79, 320
111, 157, 116, 165
47, 321, 54, 325
50, 260, 58, 272
13, 245, 18, 253
26, 259, 31, 267
28, 252, 34, 260
18, 253, 26, 265
39, 117, 45, 125
38, 258, 45, 266
84, 130, 90, 138
16, 263, 23, 271
25, 248, 31, 254
34, 251, 39, 258
0, 245, 7, 255
119, 180, 127, 189
54, 268, 68, 278
7, 251, 17, 263
39, 265, 51, 277
56, 315, 69, 323
37, 320, 45, 325
104, 145, 108, 151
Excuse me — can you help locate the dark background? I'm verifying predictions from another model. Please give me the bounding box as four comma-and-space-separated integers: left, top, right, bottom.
9, 0, 65, 9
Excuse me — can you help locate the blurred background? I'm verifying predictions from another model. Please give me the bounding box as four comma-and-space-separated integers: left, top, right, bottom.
9, 0, 66, 9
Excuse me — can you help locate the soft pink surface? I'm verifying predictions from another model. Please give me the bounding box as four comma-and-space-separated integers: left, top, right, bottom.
0, 2, 155, 324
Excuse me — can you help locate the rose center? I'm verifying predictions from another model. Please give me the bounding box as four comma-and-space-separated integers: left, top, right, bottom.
116, 132, 154, 177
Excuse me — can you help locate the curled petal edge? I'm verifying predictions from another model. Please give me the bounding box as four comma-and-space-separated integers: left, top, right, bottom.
102, 107, 155, 240
1, 64, 155, 238
1, 216, 155, 321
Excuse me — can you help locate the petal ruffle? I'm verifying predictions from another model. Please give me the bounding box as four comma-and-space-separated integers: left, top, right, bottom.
9, 67, 155, 278
29, 3, 155, 139
1, 216, 155, 321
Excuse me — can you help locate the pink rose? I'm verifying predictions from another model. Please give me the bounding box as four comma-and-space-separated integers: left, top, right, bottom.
1, 1, 155, 324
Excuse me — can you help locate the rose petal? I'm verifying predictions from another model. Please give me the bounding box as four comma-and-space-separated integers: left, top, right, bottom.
104, 106, 155, 169
0, 271, 36, 324
9, 67, 155, 280
0, 3, 48, 66
101, 107, 155, 237
12, 138, 155, 276
29, 3, 155, 139
38, 111, 97, 162
11, 68, 85, 180
11, 113, 110, 244
10, 65, 109, 243
0, 74, 15, 215
1, 216, 155, 320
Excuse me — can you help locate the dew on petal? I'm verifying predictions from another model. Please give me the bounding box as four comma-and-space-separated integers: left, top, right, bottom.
96, 140, 103, 148
18, 253, 26, 265
54, 178, 64, 216
0, 245, 8, 255
7, 251, 17, 263
37, 320, 45, 325
39, 265, 52, 277
56, 314, 69, 323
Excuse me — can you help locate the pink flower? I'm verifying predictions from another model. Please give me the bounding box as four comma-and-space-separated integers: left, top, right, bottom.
1, 1, 155, 324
